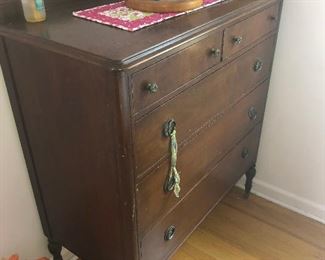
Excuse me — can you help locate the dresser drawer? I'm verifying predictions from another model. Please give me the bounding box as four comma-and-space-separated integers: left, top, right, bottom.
140, 124, 262, 260
134, 36, 275, 177
224, 4, 279, 58
131, 29, 222, 115
137, 81, 269, 236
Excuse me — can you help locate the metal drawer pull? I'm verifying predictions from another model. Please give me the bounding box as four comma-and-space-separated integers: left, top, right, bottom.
146, 82, 159, 93
233, 36, 243, 45
210, 48, 221, 57
163, 119, 181, 198
163, 119, 176, 137
164, 175, 176, 193
241, 147, 249, 159
164, 225, 176, 241
248, 106, 258, 120
254, 60, 263, 72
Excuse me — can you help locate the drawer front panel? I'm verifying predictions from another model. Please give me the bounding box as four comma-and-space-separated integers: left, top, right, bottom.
140, 125, 262, 260
137, 81, 269, 236
131, 29, 222, 115
134, 36, 275, 177
224, 4, 279, 58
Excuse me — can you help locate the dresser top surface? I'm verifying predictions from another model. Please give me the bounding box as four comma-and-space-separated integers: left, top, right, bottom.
0, 0, 277, 67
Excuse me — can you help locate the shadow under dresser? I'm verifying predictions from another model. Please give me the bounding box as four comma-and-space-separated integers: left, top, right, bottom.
0, 0, 282, 259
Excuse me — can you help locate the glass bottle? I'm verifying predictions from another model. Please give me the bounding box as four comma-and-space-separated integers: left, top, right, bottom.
21, 0, 46, 23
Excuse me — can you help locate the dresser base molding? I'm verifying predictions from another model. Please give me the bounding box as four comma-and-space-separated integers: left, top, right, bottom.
0, 0, 282, 259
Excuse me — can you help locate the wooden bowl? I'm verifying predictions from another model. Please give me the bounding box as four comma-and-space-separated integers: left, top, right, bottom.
126, 0, 203, 13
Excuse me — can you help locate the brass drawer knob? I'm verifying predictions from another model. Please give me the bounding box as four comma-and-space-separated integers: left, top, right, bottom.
210, 48, 221, 57
241, 147, 249, 159
164, 225, 176, 241
146, 82, 159, 93
232, 36, 243, 45
248, 106, 258, 120
254, 60, 263, 72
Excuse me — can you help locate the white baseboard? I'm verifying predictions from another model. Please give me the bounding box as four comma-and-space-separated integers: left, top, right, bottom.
237, 177, 325, 224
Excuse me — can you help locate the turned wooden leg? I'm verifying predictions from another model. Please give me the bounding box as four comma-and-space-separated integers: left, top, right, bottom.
48, 239, 63, 260
244, 165, 256, 199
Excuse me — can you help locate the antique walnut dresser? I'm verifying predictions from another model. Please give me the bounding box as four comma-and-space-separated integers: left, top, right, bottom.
0, 0, 282, 259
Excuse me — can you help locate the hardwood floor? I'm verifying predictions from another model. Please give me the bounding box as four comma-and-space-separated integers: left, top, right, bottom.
172, 187, 325, 260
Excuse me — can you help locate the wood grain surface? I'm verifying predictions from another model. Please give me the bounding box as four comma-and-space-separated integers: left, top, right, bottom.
173, 188, 325, 260
134, 35, 275, 177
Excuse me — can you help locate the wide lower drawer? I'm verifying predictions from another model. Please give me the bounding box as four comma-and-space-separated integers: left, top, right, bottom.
131, 29, 222, 116
139, 124, 262, 260
223, 3, 280, 58
137, 81, 269, 236
134, 35, 275, 178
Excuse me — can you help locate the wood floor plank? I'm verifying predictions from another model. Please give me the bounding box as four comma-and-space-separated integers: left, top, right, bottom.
201, 204, 325, 259
172, 188, 325, 260
222, 187, 325, 250
173, 242, 216, 260
173, 228, 258, 260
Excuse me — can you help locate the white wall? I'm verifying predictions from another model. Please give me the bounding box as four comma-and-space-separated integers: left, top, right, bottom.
238, 0, 325, 223
0, 69, 50, 258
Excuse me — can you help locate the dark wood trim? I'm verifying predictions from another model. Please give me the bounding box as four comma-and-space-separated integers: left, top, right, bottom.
114, 70, 140, 259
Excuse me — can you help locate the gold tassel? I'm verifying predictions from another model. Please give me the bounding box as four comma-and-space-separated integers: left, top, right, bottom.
169, 129, 181, 198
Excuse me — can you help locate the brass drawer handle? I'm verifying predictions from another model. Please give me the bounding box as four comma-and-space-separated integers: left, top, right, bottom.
210, 48, 221, 57
164, 225, 176, 241
164, 175, 176, 193
248, 106, 258, 120
254, 60, 263, 72
163, 119, 181, 198
163, 119, 176, 137
233, 36, 243, 45
241, 147, 249, 159
146, 82, 159, 93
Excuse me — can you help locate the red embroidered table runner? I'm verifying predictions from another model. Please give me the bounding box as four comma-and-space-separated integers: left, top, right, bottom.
73, 0, 226, 32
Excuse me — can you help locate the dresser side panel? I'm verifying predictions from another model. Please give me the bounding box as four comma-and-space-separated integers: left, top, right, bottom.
2, 38, 137, 260
0, 36, 52, 236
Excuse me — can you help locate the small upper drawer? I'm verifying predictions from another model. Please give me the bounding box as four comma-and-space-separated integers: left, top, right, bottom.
223, 4, 279, 58
131, 29, 222, 115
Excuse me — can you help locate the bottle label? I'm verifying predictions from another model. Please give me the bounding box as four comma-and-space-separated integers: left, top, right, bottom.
35, 0, 45, 11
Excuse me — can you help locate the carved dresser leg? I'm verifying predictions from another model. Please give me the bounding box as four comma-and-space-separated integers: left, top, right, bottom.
244, 165, 256, 198
48, 239, 63, 260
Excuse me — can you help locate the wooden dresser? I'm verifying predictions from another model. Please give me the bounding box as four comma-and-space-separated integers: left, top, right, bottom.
0, 0, 282, 259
